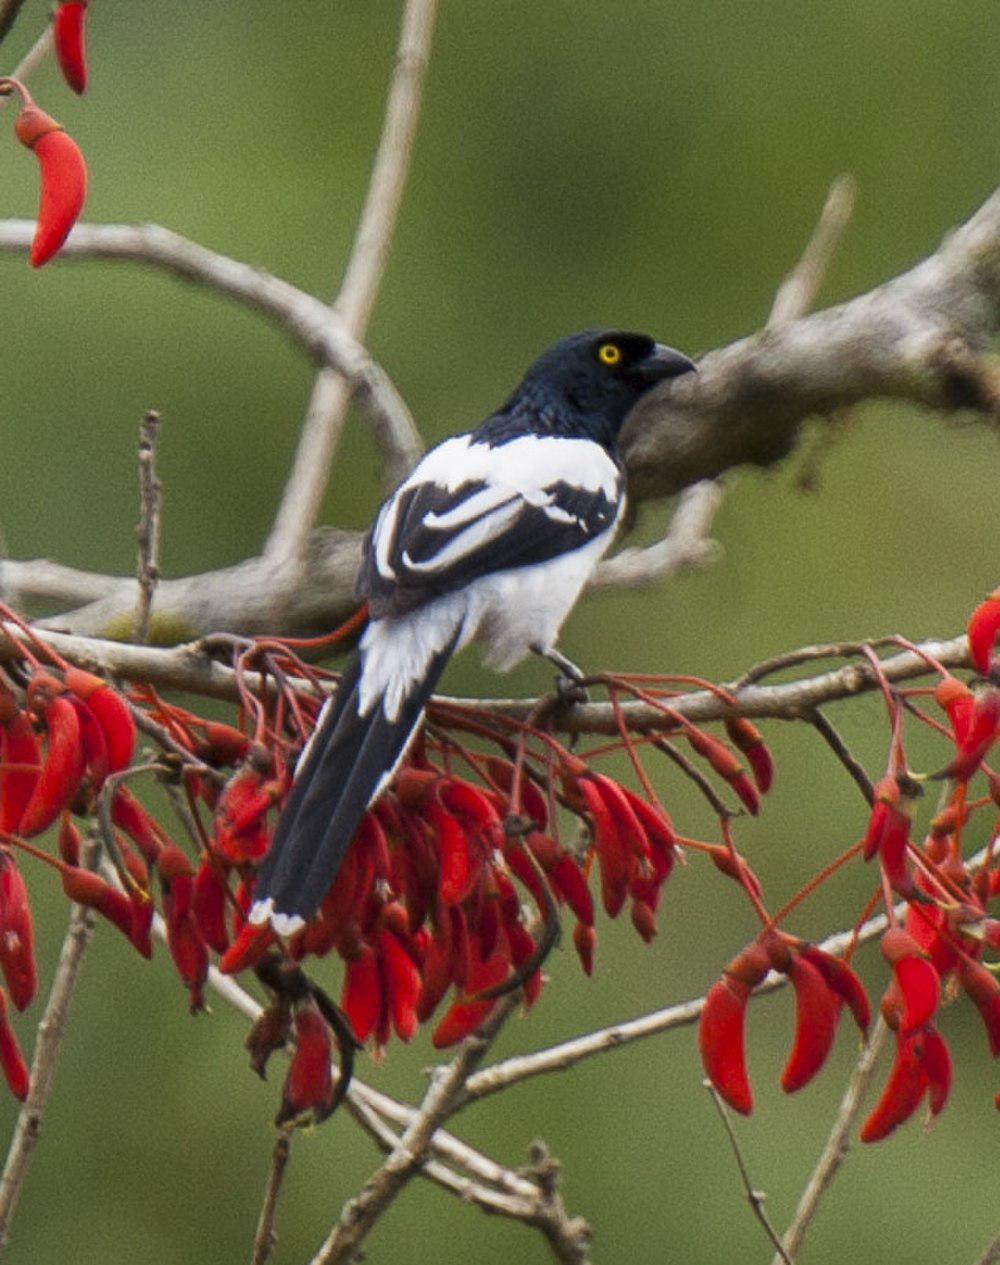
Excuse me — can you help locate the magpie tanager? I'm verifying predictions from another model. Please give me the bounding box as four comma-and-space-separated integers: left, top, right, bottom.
251, 329, 697, 934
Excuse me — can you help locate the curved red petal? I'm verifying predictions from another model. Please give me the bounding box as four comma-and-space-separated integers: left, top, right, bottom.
916, 1027, 953, 1116
967, 592, 1000, 676
781, 956, 840, 1092
799, 945, 871, 1036
700, 976, 753, 1115
861, 1036, 928, 1143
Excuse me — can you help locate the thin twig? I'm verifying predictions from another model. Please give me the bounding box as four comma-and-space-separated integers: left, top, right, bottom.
768, 176, 857, 327
346, 1093, 590, 1262
591, 480, 723, 590
464, 836, 987, 1107
975, 1231, 1000, 1265
264, 0, 437, 566
250, 1128, 294, 1265
808, 707, 875, 805
0, 0, 27, 46
705, 1081, 792, 1265
3, 23, 51, 90
134, 410, 163, 645
0, 839, 98, 1248
595, 175, 857, 596
771, 1018, 889, 1264
653, 734, 736, 817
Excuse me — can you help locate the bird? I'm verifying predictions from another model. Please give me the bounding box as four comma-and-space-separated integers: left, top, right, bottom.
250, 329, 697, 934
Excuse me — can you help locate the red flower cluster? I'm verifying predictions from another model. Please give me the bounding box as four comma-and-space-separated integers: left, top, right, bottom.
699, 595, 1000, 1142
0, 604, 783, 1124
701, 931, 869, 1115
4, 587, 1000, 1138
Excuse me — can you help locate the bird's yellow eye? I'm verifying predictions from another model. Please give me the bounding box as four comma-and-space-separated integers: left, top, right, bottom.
597, 343, 622, 367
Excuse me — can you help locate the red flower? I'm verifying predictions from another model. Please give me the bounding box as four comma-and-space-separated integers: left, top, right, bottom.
967, 588, 1000, 676
861, 1027, 952, 1143
0, 853, 37, 1011
700, 934, 870, 1114
880, 928, 941, 1035
277, 1003, 335, 1125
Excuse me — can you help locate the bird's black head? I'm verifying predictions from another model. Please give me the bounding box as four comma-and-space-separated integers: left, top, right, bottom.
491, 329, 697, 451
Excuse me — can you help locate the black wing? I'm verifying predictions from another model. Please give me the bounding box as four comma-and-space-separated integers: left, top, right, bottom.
357, 475, 622, 620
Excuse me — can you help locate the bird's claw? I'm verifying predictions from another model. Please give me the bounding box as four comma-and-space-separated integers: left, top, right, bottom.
555, 673, 590, 707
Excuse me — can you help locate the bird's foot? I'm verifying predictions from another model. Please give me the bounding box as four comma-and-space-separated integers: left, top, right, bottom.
533, 645, 590, 706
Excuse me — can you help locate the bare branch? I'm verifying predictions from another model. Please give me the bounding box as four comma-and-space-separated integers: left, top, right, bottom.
705, 1082, 791, 1265
134, 410, 163, 645
250, 1129, 293, 1265
518, 1140, 592, 1265
264, 0, 437, 567
772, 1019, 889, 1265
309, 997, 520, 1265
590, 480, 723, 589
9, 25, 50, 81
0, 844, 97, 1247
0, 22, 52, 108
769, 176, 858, 327
468, 635, 970, 734
975, 1231, 1000, 1265
155, 923, 542, 1209
32, 530, 365, 642
622, 186, 1000, 502
0, 623, 970, 734
3, 184, 997, 634
0, 559, 122, 606
0, 220, 418, 460
808, 707, 875, 805
347, 1096, 590, 1264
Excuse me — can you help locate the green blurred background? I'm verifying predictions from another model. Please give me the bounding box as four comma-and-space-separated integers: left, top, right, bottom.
0, 1, 998, 1261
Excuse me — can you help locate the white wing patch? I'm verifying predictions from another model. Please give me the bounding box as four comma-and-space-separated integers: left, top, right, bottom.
422, 484, 517, 531
401, 499, 524, 574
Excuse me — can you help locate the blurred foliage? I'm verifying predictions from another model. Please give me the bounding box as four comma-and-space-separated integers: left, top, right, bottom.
0, 1, 998, 1261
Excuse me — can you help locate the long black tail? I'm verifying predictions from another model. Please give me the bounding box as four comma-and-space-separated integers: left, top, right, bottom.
252, 640, 455, 930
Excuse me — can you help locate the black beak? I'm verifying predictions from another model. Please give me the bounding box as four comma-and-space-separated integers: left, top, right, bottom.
638, 343, 698, 385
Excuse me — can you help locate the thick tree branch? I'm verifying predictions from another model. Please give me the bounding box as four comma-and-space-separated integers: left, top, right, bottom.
32, 530, 364, 642
621, 187, 1000, 499
5, 185, 995, 636
0, 623, 970, 733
